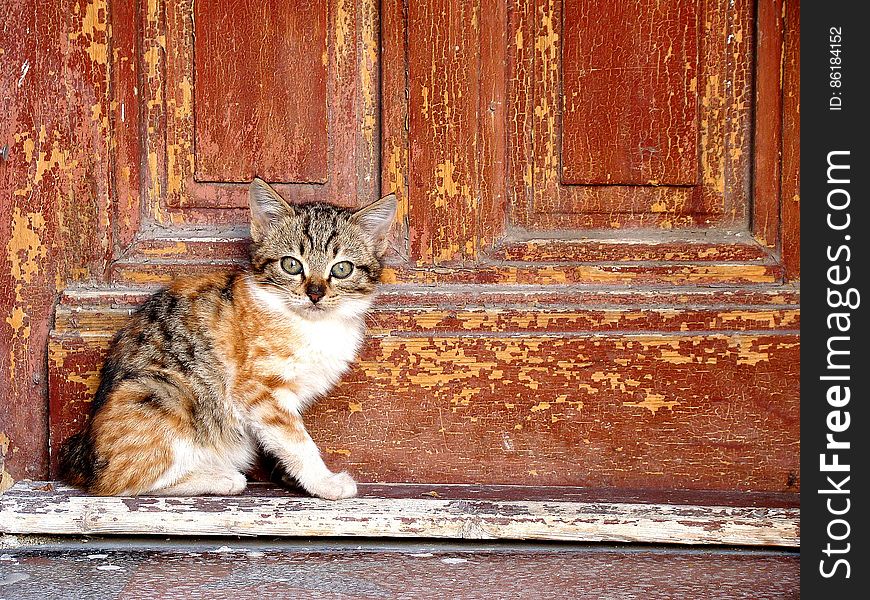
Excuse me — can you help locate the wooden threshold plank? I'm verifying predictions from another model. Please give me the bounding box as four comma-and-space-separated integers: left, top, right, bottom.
0, 482, 799, 547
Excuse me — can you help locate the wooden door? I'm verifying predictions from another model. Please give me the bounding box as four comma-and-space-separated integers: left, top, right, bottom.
107, 0, 381, 273
1, 0, 799, 500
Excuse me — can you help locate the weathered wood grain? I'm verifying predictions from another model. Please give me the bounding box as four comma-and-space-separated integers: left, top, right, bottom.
562, 0, 698, 185
477, 0, 510, 253
407, 0, 480, 265
0, 0, 113, 480
47, 285, 800, 492
381, 0, 412, 262
53, 303, 800, 338
0, 481, 800, 546
57, 284, 802, 309
511, 0, 754, 228
107, 229, 787, 285
111, 0, 143, 253
105, 231, 788, 286
753, 0, 784, 250
192, 0, 328, 183
141, 0, 379, 211
111, 258, 784, 286
488, 237, 775, 262
2, 0, 801, 500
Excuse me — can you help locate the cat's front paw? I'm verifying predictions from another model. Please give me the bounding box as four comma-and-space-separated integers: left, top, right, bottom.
310, 471, 358, 500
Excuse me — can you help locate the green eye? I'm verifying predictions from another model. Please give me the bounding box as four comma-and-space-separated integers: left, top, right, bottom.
280, 256, 304, 275
330, 261, 354, 279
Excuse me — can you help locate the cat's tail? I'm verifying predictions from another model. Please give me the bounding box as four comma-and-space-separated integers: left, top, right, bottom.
57, 430, 96, 490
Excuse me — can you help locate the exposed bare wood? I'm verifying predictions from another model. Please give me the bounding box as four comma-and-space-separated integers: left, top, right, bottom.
0, 481, 800, 547
0, 0, 114, 479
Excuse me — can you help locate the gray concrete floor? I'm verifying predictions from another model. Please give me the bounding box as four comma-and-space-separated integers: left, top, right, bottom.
0, 537, 799, 599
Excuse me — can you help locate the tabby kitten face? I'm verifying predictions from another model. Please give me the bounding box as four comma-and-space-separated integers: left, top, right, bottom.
247, 178, 396, 320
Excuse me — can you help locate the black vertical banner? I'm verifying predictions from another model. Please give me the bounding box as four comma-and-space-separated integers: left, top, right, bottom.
801, 1, 869, 596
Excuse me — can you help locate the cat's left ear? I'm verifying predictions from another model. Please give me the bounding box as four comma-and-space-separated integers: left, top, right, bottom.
249, 177, 294, 242
352, 193, 397, 250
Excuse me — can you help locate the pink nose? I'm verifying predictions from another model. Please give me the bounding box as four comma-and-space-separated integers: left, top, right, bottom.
306, 283, 325, 304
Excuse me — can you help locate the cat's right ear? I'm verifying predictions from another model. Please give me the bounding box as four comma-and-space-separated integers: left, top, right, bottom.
249, 178, 294, 242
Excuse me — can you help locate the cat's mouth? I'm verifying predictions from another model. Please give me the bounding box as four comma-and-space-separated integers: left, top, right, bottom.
297, 301, 330, 316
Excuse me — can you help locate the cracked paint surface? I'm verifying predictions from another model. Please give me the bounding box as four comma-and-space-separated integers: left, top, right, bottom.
3, 0, 797, 498
511, 0, 753, 228
1, 0, 111, 479
49, 293, 800, 492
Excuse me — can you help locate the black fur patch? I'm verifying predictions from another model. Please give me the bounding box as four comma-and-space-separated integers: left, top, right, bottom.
220, 273, 237, 302
57, 431, 98, 490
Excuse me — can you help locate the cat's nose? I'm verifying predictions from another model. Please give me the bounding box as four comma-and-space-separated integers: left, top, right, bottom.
306, 283, 326, 304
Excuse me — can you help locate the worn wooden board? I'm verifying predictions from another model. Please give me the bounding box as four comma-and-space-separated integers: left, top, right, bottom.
489, 236, 775, 263
192, 0, 328, 183
111, 260, 785, 286
561, 0, 698, 185
57, 284, 803, 310
54, 303, 801, 337
0, 481, 799, 546
407, 0, 480, 265
0, 0, 113, 480
780, 0, 800, 281
83, 227, 792, 270
47, 284, 799, 491
753, 0, 784, 250
104, 232, 788, 285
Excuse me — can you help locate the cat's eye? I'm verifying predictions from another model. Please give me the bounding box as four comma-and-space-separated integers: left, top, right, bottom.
280, 256, 304, 275
330, 261, 354, 279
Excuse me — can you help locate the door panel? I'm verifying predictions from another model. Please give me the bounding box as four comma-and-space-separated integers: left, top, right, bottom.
562, 0, 698, 187
512, 0, 752, 229
147, 0, 378, 212
192, 0, 328, 184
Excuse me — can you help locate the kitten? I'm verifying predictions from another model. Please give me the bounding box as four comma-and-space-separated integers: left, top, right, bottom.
58, 178, 396, 499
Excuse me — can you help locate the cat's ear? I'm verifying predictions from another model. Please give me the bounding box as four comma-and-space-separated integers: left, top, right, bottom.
249, 177, 294, 242
352, 193, 397, 250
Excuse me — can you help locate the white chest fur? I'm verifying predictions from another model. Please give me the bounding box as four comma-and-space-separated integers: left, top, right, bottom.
247, 282, 369, 411
285, 314, 365, 406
